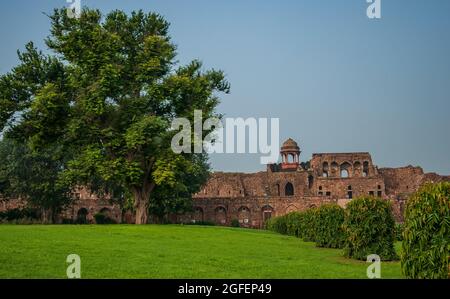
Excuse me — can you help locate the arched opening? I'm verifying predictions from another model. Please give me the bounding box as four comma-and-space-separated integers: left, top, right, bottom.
238, 206, 250, 225
322, 162, 329, 177
308, 175, 314, 189
76, 208, 88, 224
285, 182, 294, 196
99, 207, 111, 217
215, 206, 227, 225
193, 207, 204, 223
363, 161, 369, 177
340, 162, 351, 178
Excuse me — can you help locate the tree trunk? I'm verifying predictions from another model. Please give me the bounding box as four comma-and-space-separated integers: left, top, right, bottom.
133, 188, 151, 224
41, 207, 53, 224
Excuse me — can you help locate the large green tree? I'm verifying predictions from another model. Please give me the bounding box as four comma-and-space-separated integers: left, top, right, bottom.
0, 8, 229, 224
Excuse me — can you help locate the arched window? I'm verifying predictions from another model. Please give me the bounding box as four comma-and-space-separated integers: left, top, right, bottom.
363, 161, 369, 177
340, 162, 351, 178
285, 182, 294, 196
322, 162, 329, 177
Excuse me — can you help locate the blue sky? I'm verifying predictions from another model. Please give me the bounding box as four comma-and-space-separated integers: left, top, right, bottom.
0, 0, 449, 174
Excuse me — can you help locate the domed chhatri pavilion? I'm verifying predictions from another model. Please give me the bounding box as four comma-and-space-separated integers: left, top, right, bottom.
280, 138, 301, 170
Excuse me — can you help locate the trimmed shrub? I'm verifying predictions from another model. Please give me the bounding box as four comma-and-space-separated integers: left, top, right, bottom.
301, 208, 318, 242
315, 204, 345, 248
401, 182, 450, 279
266, 214, 288, 235
343, 197, 398, 261
285, 212, 303, 237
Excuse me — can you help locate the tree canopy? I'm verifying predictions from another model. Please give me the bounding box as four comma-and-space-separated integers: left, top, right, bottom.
0, 8, 229, 223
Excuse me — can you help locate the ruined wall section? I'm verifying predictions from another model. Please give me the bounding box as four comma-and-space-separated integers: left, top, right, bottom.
310, 152, 378, 178
314, 177, 385, 199
184, 195, 337, 228
378, 166, 450, 199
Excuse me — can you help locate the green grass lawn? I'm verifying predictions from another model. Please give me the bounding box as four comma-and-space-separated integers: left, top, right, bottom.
0, 225, 403, 278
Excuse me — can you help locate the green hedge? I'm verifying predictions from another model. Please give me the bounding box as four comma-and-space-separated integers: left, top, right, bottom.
0, 207, 39, 221
343, 197, 398, 261
285, 212, 303, 237
265, 207, 322, 244
315, 204, 345, 248
401, 182, 450, 279
301, 208, 318, 242
265, 214, 288, 235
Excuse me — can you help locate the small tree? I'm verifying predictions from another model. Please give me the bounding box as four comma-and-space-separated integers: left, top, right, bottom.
315, 204, 345, 249
343, 197, 398, 261
401, 182, 450, 279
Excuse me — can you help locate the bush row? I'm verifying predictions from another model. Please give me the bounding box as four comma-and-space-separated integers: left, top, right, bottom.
266, 197, 398, 261
0, 207, 39, 221
266, 203, 346, 249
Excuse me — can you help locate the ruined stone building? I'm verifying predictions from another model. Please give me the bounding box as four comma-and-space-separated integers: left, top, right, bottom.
1, 138, 448, 226
178, 138, 449, 227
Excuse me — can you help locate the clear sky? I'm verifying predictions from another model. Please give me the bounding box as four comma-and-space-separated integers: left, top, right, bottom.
0, 0, 449, 174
